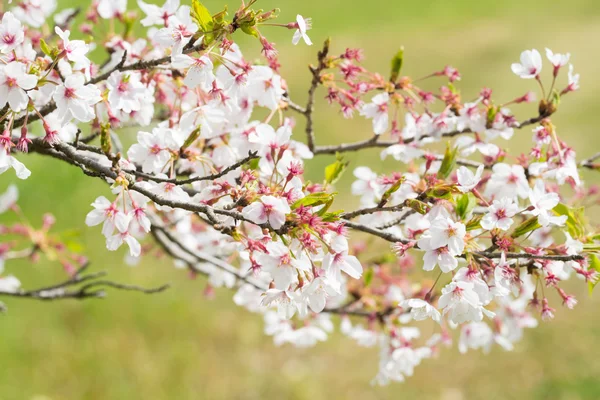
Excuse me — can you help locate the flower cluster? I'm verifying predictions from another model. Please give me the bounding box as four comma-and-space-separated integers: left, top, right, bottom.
0, 0, 598, 386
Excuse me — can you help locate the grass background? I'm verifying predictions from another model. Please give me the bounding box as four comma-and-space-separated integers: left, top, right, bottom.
1, 0, 600, 399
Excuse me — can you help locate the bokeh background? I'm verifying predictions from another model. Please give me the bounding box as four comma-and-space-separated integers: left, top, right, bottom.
1, 0, 600, 399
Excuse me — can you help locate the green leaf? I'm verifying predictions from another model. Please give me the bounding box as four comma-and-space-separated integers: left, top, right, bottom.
378, 176, 404, 207
320, 210, 342, 222
191, 0, 213, 32
292, 192, 336, 209
511, 216, 541, 238
40, 39, 52, 57
316, 198, 335, 216
438, 144, 458, 179
455, 193, 477, 221
240, 23, 259, 38
583, 244, 600, 254
181, 127, 201, 151
100, 123, 112, 155
389, 48, 404, 82
426, 184, 455, 200
465, 214, 482, 231
588, 254, 600, 295
324, 153, 349, 185
364, 267, 374, 287
553, 203, 586, 239
405, 199, 430, 215
486, 106, 498, 126
248, 157, 260, 170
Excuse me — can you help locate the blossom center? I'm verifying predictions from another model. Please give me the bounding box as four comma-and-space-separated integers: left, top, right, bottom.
2, 34, 15, 45
6, 76, 17, 88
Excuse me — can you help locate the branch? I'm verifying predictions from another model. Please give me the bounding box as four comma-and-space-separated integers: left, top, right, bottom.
309, 115, 546, 156
132, 151, 259, 185
304, 39, 330, 151
0, 264, 169, 301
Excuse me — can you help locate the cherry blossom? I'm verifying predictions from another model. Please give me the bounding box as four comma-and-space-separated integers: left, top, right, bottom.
0, 12, 24, 53
241, 196, 291, 229
138, 0, 179, 27
0, 2, 594, 387
106, 71, 147, 113
97, 0, 127, 19
292, 15, 312, 46
53, 75, 102, 123
400, 299, 442, 323
456, 165, 484, 193
480, 197, 519, 231
511, 49, 542, 79
360, 92, 389, 135
0, 62, 38, 112
154, 6, 198, 56
55, 27, 91, 69
526, 180, 567, 227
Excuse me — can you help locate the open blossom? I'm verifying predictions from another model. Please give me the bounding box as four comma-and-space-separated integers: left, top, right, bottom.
138, 0, 179, 26
480, 197, 519, 231
438, 281, 494, 324
256, 241, 309, 290
261, 289, 298, 319
302, 277, 338, 313
456, 165, 484, 192
418, 239, 458, 272
511, 49, 542, 79
0, 62, 38, 112
0, 12, 25, 53
400, 299, 441, 324
526, 180, 567, 227
106, 230, 142, 258
107, 71, 147, 113
485, 163, 530, 200
0, 185, 18, 214
428, 217, 466, 254
171, 54, 215, 90
55, 27, 91, 69
493, 253, 519, 297
566, 64, 580, 92
154, 6, 198, 56
12, 0, 57, 28
0, 151, 31, 180
97, 0, 127, 19
545, 48, 570, 70
85, 196, 130, 238
292, 15, 312, 46
360, 92, 389, 135
0, 275, 21, 293
242, 196, 290, 229
246, 66, 285, 110
53, 75, 102, 123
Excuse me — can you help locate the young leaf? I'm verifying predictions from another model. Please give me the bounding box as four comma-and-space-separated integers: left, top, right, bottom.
588, 254, 600, 295
39, 39, 52, 58
364, 267, 374, 287
465, 214, 483, 231
292, 192, 336, 209
390, 47, 404, 82
553, 203, 586, 239
455, 193, 477, 221
191, 0, 213, 32
324, 154, 349, 185
438, 144, 458, 179
511, 216, 541, 238
378, 176, 404, 207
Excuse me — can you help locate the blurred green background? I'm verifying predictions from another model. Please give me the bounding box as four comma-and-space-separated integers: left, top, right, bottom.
2, 0, 600, 399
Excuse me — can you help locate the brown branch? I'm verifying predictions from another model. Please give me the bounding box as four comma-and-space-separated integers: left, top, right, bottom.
0, 264, 169, 301
132, 151, 259, 185
304, 39, 330, 152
